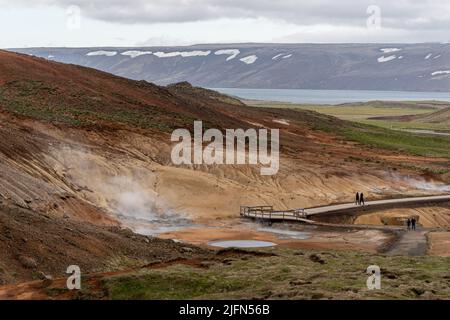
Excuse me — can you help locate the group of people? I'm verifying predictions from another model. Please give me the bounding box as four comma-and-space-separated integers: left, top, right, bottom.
355, 192, 365, 206
406, 218, 417, 230
354, 191, 417, 230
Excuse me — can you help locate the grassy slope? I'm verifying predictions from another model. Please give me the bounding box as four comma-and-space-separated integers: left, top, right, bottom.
336, 124, 450, 158
78, 248, 450, 300
297, 109, 450, 158
248, 101, 450, 158
2, 80, 449, 158
414, 107, 450, 126
262, 101, 450, 131
0, 80, 193, 131
288, 105, 433, 121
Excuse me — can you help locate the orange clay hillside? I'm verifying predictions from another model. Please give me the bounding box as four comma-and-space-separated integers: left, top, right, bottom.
0, 50, 449, 290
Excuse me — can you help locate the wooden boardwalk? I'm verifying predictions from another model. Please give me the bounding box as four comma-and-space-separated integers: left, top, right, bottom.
240, 194, 450, 223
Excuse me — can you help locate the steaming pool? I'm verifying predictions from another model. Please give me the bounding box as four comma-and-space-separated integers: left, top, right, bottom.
208, 240, 277, 248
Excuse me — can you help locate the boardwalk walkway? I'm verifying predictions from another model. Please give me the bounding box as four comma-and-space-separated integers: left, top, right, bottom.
240, 194, 450, 222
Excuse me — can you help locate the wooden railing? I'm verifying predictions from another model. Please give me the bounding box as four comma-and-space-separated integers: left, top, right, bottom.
240, 206, 307, 221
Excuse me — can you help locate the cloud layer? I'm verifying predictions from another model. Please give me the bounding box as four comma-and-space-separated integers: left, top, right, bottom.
4, 0, 450, 30
2, 0, 450, 46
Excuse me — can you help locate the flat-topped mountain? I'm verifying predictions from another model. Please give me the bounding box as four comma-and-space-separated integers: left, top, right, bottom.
12, 43, 450, 92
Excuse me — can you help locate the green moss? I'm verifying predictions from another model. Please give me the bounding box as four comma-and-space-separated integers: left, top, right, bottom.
88, 249, 450, 300
0, 80, 198, 131
103, 266, 249, 300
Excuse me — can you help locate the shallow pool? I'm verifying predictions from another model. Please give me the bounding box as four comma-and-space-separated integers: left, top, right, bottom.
208, 240, 277, 248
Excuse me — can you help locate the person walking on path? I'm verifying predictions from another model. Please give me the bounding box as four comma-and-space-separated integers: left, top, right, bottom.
360, 192, 365, 206
355, 192, 360, 206
406, 218, 411, 230
411, 218, 416, 230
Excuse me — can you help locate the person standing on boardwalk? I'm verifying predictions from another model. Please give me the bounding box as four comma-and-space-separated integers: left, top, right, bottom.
406, 218, 411, 230
411, 217, 416, 230
360, 192, 365, 205
355, 192, 360, 206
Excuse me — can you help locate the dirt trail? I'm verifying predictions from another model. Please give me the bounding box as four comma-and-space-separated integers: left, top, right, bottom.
386, 230, 428, 256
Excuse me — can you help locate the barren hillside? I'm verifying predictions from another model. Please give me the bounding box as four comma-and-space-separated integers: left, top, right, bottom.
0, 50, 449, 284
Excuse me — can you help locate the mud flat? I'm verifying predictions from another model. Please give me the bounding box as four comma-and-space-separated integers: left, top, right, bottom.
160, 221, 392, 253
427, 232, 450, 257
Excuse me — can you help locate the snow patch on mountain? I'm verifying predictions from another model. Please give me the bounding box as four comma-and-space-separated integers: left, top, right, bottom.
153, 52, 179, 58
272, 53, 284, 60
282, 54, 292, 59
86, 51, 117, 57
153, 50, 211, 58
121, 51, 152, 58
425, 53, 433, 60
377, 55, 396, 63
215, 49, 240, 61
180, 50, 211, 57
380, 48, 402, 53
431, 70, 450, 76
240, 55, 258, 64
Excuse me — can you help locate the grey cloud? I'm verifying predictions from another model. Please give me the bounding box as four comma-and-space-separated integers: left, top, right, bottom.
3, 0, 450, 29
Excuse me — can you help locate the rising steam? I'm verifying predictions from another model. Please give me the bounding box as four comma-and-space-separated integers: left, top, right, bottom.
50, 146, 191, 235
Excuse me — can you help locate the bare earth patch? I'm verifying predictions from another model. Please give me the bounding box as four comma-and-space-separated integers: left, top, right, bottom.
427, 232, 450, 257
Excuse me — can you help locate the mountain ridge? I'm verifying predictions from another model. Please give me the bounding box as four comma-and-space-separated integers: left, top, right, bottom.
12, 43, 450, 92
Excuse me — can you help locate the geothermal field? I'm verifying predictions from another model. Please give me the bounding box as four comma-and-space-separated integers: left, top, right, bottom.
0, 49, 449, 300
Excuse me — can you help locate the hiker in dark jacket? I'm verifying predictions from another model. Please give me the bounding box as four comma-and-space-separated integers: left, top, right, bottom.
406, 218, 411, 230
411, 218, 416, 230
355, 192, 360, 205
360, 192, 365, 205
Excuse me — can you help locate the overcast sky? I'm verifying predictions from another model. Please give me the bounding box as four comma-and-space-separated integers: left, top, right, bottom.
1, 0, 450, 48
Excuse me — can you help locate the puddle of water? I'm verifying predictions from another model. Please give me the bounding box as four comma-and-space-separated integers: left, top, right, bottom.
208, 240, 277, 248
257, 227, 311, 240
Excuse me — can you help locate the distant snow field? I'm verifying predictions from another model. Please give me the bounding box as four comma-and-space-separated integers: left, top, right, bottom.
240, 55, 258, 64
272, 53, 292, 60
215, 49, 240, 61
153, 51, 180, 58
179, 50, 211, 57
121, 51, 152, 58
380, 48, 402, 53
86, 50, 117, 57
153, 50, 211, 58
377, 55, 396, 63
431, 70, 450, 76
272, 54, 284, 60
